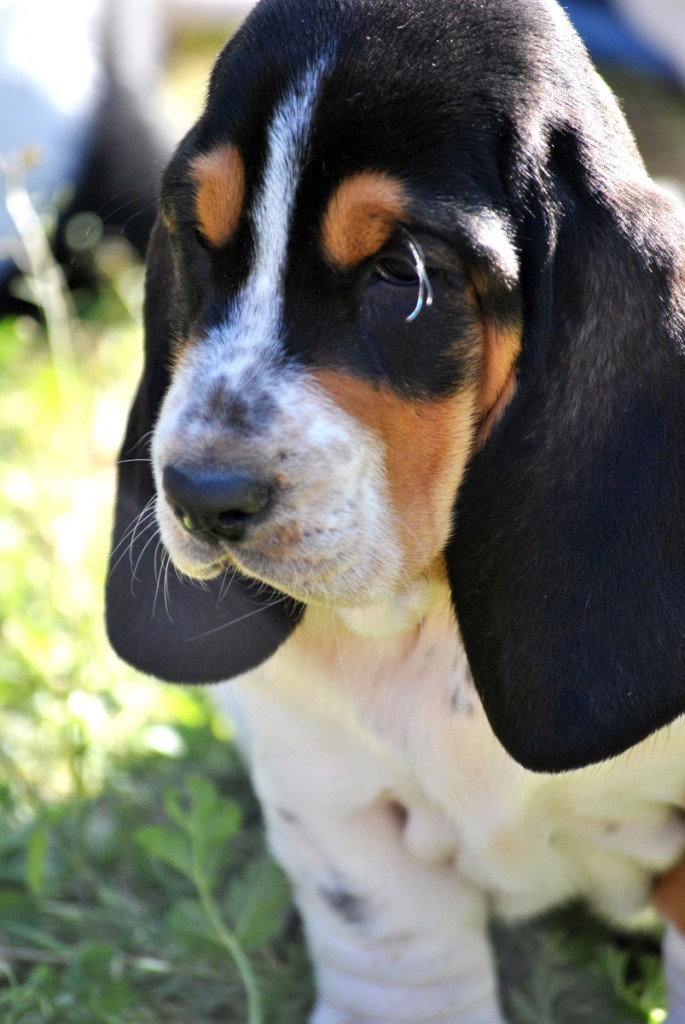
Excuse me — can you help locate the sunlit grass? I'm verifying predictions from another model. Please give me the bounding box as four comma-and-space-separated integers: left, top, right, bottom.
1, 274, 165, 801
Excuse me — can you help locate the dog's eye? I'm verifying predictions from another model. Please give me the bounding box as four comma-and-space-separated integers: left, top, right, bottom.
372, 240, 434, 322
374, 255, 420, 287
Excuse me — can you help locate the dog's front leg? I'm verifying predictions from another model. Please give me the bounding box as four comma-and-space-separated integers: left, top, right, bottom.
221, 679, 506, 1024
297, 803, 505, 1024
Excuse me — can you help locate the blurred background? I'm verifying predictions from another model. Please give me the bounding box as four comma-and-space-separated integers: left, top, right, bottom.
0, 1, 684, 1021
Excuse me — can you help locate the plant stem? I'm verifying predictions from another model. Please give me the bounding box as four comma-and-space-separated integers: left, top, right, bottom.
191, 840, 262, 1024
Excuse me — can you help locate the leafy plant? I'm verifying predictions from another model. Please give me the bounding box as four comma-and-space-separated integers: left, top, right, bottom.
136, 775, 293, 1024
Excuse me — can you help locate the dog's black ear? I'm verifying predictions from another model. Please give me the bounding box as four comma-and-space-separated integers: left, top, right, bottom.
448, 131, 685, 773
106, 218, 304, 683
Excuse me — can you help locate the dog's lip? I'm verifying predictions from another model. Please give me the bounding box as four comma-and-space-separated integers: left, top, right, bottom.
161, 497, 396, 600
168, 538, 360, 599
161, 524, 238, 579
167, 543, 405, 609
173, 554, 232, 581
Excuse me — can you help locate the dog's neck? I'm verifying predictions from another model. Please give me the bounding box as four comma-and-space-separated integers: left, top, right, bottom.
332, 572, 448, 640
274, 571, 471, 731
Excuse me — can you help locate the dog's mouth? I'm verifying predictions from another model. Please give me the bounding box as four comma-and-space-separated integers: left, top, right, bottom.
154, 464, 406, 608
157, 503, 442, 638
160, 520, 401, 607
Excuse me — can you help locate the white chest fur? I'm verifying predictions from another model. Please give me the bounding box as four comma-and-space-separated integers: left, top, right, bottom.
216, 581, 685, 927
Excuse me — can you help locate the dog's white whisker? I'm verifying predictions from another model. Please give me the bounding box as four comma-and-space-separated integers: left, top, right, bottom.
184, 594, 291, 643
108, 499, 157, 577
130, 526, 162, 590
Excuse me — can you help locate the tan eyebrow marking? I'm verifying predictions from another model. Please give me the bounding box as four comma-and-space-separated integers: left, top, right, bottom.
190, 143, 246, 249
321, 172, 408, 270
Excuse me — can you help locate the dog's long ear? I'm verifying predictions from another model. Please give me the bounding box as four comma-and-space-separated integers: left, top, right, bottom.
448, 129, 685, 773
106, 218, 304, 683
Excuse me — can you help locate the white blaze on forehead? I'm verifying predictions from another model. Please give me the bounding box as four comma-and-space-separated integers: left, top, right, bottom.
200, 61, 327, 378
155, 61, 329, 454
252, 67, 324, 297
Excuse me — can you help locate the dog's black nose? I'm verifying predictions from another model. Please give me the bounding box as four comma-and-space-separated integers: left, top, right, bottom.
163, 464, 273, 542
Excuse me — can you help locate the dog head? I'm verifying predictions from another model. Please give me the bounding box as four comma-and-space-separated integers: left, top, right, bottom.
107, 0, 685, 772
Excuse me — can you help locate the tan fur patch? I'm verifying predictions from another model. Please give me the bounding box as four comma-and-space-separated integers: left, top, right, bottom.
190, 143, 246, 249
469, 267, 522, 442
654, 859, 685, 933
477, 322, 521, 443
321, 173, 408, 270
314, 371, 477, 575
479, 322, 521, 414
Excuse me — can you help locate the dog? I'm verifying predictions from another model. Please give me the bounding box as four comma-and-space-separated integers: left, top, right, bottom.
106, 0, 685, 1019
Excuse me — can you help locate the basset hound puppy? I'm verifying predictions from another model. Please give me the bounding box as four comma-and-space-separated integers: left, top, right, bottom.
106, 0, 685, 1019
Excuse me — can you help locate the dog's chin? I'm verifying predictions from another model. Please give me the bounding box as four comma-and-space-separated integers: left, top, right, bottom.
161, 531, 410, 611
165, 536, 442, 640
159, 511, 404, 606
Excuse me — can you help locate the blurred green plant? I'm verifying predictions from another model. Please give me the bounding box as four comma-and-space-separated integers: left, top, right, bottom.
136, 775, 294, 1024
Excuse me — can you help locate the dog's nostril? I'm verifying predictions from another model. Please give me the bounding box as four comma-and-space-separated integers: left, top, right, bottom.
162, 464, 274, 542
